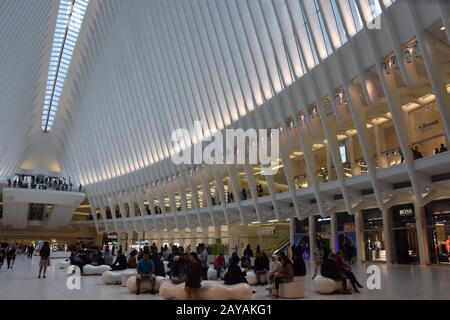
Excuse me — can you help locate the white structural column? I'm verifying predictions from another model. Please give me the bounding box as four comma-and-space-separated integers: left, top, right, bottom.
381, 209, 393, 264
354, 210, 364, 264
330, 213, 337, 253
308, 215, 316, 275
414, 201, 430, 265
289, 218, 295, 250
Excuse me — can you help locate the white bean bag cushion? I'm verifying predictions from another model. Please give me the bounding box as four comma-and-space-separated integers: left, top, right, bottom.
245, 270, 258, 285
126, 275, 167, 293
82, 264, 112, 275
101, 269, 136, 284
57, 260, 71, 270
101, 271, 123, 284
121, 270, 138, 286
207, 267, 226, 280
159, 280, 252, 300
279, 277, 305, 299
313, 275, 350, 294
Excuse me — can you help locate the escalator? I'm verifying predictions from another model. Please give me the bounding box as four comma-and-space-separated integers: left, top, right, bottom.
270, 234, 290, 256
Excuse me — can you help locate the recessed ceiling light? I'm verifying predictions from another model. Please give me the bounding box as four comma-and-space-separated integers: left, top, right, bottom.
441, 26, 446, 31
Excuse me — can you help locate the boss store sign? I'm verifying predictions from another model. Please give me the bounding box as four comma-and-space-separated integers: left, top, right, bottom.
391, 204, 416, 227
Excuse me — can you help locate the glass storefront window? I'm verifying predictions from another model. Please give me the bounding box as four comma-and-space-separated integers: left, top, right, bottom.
426, 200, 450, 265
293, 218, 310, 259
315, 216, 331, 251
337, 212, 356, 263
362, 209, 386, 262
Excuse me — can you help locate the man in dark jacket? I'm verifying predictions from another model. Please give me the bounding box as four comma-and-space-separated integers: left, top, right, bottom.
111, 250, 127, 270
321, 252, 351, 293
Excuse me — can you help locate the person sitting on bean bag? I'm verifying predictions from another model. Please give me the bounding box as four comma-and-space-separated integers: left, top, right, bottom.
224, 256, 247, 285
111, 250, 127, 271
321, 252, 352, 294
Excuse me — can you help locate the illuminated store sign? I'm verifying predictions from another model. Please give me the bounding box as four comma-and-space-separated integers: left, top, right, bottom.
399, 209, 414, 216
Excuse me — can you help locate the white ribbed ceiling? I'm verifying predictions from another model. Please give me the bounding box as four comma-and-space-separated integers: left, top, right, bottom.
0, 0, 398, 189
0, 0, 55, 180
54, 0, 394, 188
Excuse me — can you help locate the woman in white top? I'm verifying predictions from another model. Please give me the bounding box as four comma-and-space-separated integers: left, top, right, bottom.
312, 240, 324, 279
267, 255, 281, 282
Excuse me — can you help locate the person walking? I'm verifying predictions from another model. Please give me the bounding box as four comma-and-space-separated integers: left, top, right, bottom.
6, 245, 16, 269
0, 239, 9, 269
38, 241, 51, 278
27, 244, 35, 259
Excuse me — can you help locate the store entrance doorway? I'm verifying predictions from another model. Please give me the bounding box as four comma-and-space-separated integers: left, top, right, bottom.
393, 227, 419, 264
391, 204, 419, 264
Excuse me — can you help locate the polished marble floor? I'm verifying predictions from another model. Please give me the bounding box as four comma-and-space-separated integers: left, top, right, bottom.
0, 254, 449, 300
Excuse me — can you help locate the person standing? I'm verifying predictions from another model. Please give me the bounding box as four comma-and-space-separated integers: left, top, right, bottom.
243, 244, 253, 258
292, 245, 306, 277
6, 245, 16, 269
185, 252, 203, 300
198, 244, 208, 279
27, 244, 35, 259
104, 247, 113, 265
312, 239, 324, 279
38, 242, 51, 278
0, 239, 9, 269
254, 251, 270, 285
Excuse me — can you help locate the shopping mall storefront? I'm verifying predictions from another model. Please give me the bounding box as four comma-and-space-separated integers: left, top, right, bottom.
337, 212, 356, 261
362, 208, 386, 262
426, 200, 450, 265
315, 215, 331, 252
390, 204, 419, 264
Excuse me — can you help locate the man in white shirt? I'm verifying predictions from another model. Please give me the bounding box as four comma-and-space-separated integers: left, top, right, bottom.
266, 255, 282, 293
